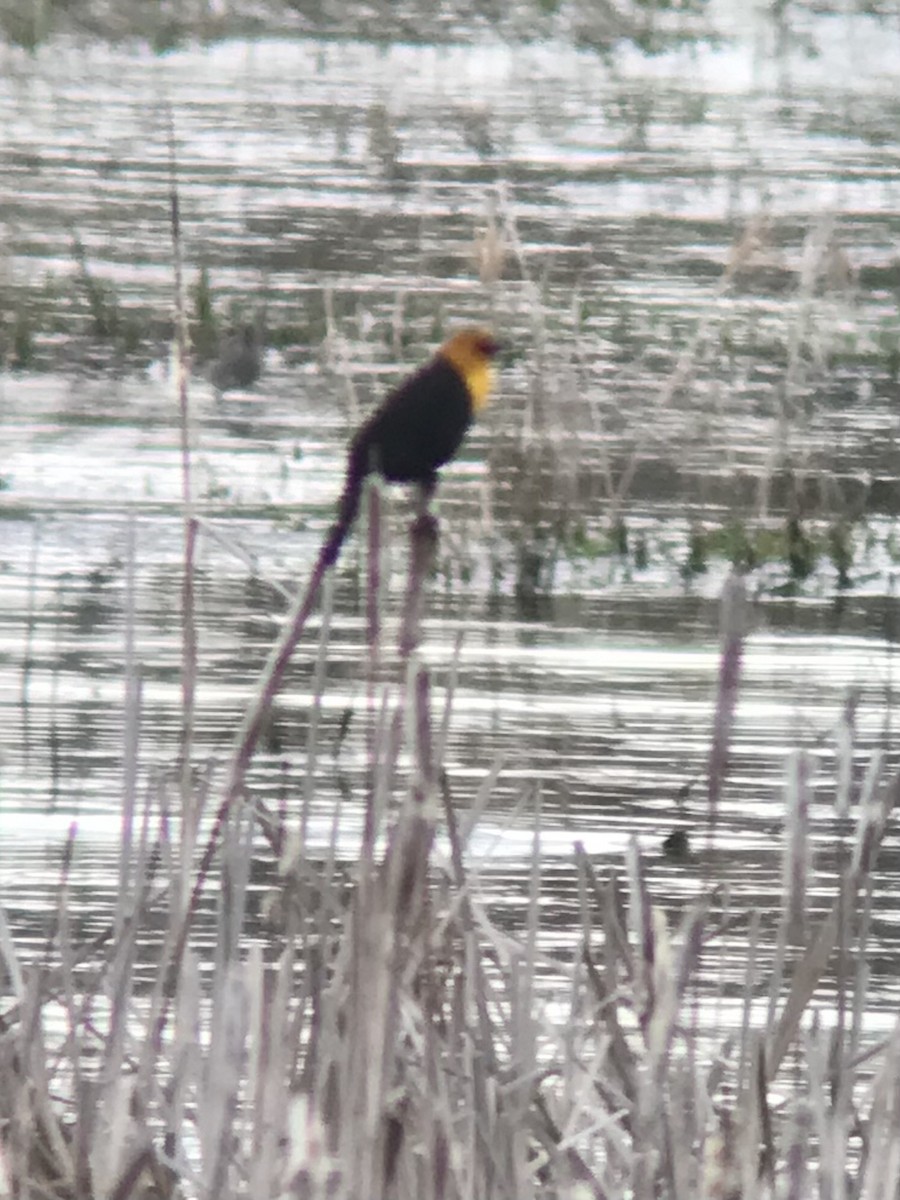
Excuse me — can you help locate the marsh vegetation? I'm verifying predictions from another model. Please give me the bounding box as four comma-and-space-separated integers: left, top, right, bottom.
2, 1, 900, 1195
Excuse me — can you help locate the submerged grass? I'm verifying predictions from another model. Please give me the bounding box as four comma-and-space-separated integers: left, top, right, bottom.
0, 0, 704, 53
483, 204, 886, 605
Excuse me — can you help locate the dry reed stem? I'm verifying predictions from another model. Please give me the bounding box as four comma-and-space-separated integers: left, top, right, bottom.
166, 114, 198, 840
754, 213, 849, 522
296, 568, 335, 856
322, 283, 362, 428
360, 479, 386, 866
706, 572, 746, 825
117, 514, 142, 942
19, 521, 41, 721
782, 749, 813, 943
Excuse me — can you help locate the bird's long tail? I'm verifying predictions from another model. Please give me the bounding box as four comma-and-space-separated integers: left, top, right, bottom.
320, 449, 366, 568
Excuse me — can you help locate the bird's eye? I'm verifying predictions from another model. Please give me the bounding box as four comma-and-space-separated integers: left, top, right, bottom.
479, 337, 502, 358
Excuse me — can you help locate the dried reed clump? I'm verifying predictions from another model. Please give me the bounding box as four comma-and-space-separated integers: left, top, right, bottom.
2, 548, 900, 1200
481, 204, 867, 605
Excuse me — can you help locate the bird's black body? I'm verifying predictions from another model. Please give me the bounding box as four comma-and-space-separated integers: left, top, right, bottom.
349, 356, 472, 488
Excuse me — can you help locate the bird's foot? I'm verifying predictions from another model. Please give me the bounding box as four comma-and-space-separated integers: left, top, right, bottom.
410, 511, 439, 559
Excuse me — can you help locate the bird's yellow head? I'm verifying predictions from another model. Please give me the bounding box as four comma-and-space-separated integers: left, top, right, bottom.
437, 327, 502, 416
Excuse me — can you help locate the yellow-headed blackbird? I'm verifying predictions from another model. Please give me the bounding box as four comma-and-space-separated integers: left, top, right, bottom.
321, 327, 501, 566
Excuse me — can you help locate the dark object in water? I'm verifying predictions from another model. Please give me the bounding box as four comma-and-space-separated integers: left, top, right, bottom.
662, 828, 691, 861
210, 324, 262, 393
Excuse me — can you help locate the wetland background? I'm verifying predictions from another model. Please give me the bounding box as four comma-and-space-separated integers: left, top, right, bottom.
2, 0, 900, 1196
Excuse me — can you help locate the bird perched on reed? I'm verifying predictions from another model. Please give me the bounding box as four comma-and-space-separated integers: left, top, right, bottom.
219, 328, 501, 818
321, 327, 501, 567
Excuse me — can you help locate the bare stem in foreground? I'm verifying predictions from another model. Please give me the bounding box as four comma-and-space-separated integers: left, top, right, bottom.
167, 112, 198, 854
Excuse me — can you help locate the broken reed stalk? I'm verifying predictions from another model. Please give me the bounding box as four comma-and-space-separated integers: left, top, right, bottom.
297, 568, 336, 862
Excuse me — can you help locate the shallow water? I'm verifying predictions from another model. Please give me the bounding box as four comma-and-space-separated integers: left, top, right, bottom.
2, 2, 900, 1047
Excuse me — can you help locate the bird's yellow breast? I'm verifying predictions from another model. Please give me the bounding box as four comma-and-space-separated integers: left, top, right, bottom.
459, 357, 494, 414
437, 328, 498, 415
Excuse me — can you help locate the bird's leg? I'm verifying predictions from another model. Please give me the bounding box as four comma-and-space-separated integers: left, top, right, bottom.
409, 475, 439, 553
410, 477, 440, 570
